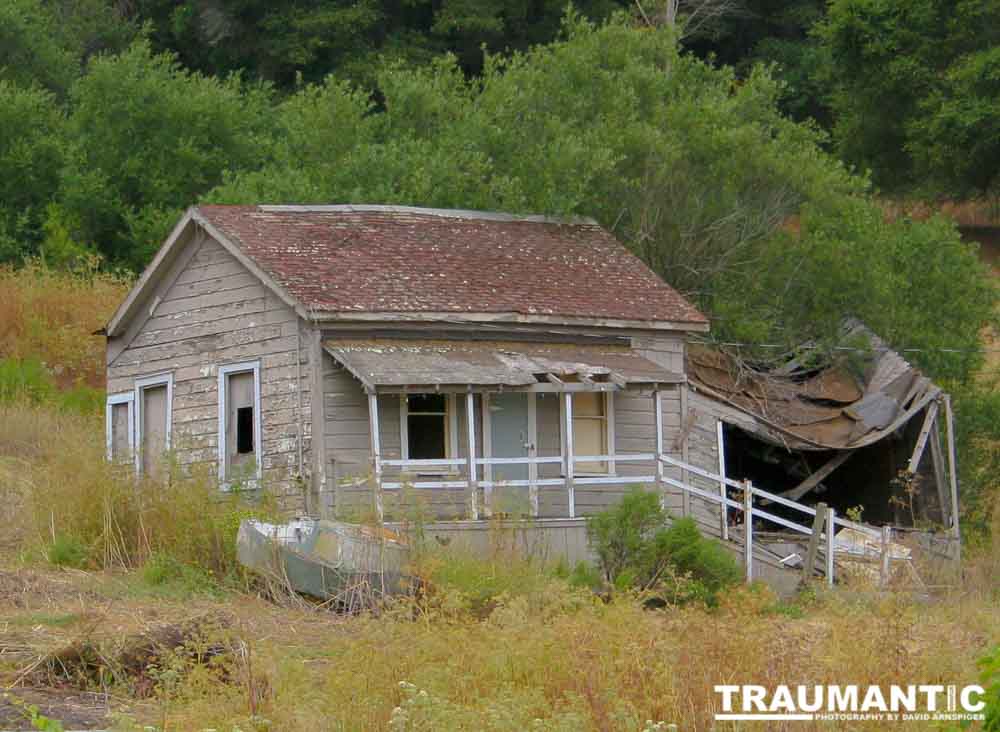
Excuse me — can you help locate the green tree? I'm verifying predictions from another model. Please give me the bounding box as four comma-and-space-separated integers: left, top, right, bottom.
0, 82, 66, 263
212, 15, 995, 383
57, 40, 274, 268
132, 0, 624, 88
818, 0, 1000, 197
0, 0, 138, 96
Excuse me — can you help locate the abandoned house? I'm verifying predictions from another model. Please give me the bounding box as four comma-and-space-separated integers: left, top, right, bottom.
103, 204, 960, 588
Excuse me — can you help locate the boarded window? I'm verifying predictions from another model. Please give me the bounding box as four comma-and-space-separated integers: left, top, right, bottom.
224, 370, 257, 480
140, 384, 168, 477
406, 394, 449, 460
573, 392, 608, 473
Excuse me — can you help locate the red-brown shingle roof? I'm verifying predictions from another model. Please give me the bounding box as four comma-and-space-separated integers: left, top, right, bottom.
195, 205, 707, 326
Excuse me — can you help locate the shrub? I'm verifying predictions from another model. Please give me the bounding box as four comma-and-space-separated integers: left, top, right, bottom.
46, 534, 88, 568
586, 488, 742, 605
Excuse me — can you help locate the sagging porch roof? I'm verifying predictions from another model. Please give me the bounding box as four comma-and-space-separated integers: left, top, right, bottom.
323, 339, 684, 392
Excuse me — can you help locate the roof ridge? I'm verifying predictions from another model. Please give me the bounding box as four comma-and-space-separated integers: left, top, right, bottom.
252, 204, 599, 226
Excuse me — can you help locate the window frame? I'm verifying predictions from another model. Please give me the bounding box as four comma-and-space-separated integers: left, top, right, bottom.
105, 391, 135, 462
217, 361, 262, 488
134, 372, 174, 475
560, 391, 616, 476
399, 393, 459, 474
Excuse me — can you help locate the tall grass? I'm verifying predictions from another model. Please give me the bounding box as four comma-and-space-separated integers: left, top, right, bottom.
0, 402, 277, 577
0, 262, 129, 389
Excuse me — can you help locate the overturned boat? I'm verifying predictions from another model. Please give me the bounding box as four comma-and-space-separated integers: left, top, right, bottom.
237, 518, 411, 601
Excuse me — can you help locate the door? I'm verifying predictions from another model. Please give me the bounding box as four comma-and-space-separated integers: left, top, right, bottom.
140, 384, 168, 477
490, 392, 530, 482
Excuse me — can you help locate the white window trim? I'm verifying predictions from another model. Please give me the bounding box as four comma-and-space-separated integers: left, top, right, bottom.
134, 372, 174, 475
560, 391, 616, 476
399, 393, 460, 474
105, 391, 135, 462
217, 361, 263, 488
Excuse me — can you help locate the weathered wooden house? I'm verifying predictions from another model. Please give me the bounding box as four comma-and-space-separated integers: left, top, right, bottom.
103, 204, 959, 590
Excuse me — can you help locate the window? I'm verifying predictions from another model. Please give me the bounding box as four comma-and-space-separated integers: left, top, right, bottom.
134, 373, 173, 477
106, 392, 134, 463
218, 362, 261, 485
572, 392, 611, 474
401, 393, 457, 465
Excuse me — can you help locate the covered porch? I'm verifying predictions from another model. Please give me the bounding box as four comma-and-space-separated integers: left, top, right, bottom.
318, 338, 689, 523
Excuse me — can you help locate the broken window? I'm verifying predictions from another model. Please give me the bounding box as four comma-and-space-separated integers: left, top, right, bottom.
573, 392, 609, 473
220, 364, 260, 484
405, 393, 450, 460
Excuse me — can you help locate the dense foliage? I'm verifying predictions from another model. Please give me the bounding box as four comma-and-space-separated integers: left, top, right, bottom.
0, 0, 997, 531
587, 488, 742, 605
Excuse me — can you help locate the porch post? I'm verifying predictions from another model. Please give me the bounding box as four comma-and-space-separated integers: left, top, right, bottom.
528, 393, 539, 517
826, 506, 836, 587
367, 391, 384, 523
563, 391, 575, 519
467, 390, 480, 520
743, 479, 753, 583
654, 387, 665, 509
717, 419, 729, 542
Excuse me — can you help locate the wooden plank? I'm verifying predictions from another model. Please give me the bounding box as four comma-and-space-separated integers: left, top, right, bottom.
564, 392, 575, 519
654, 388, 665, 509
800, 502, 827, 584
743, 480, 753, 583
928, 411, 951, 527
680, 384, 691, 517
907, 401, 940, 473
779, 451, 853, 502
826, 507, 836, 587
717, 419, 729, 542
368, 393, 383, 522
943, 394, 961, 560
467, 391, 481, 519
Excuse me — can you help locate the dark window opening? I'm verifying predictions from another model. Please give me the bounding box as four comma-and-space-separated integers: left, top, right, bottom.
407, 394, 447, 460
236, 406, 254, 454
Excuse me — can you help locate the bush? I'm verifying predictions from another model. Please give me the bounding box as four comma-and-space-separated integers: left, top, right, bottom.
587, 488, 742, 606
46, 534, 88, 568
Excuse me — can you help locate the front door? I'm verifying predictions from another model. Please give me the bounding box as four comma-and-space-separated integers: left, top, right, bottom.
490, 392, 530, 482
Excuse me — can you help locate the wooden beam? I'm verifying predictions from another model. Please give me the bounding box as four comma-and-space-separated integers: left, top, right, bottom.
907, 400, 940, 473
654, 388, 665, 509
743, 480, 754, 583
801, 501, 828, 585
779, 451, 853, 502
467, 391, 480, 519
368, 392, 384, 523
564, 392, 575, 518
928, 407, 951, 527
943, 394, 961, 560
826, 506, 836, 587
545, 373, 564, 386
717, 419, 729, 542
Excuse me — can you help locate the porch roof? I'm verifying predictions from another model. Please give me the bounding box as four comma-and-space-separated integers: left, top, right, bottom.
323, 338, 684, 392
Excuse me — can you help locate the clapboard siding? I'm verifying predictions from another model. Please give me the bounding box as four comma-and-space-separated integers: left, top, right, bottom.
107, 235, 311, 506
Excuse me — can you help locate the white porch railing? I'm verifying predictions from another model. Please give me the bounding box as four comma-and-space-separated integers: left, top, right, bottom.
364, 390, 905, 587
369, 448, 900, 586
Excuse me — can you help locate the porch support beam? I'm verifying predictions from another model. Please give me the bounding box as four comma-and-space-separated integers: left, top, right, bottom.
467, 390, 480, 519
528, 393, 539, 517
367, 391, 384, 523
654, 387, 665, 509
564, 392, 575, 518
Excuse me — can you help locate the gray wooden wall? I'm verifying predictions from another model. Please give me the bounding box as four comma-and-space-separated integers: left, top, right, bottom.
106, 234, 313, 509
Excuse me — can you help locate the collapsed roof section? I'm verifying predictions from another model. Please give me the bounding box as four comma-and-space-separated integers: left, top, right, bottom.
686, 321, 941, 451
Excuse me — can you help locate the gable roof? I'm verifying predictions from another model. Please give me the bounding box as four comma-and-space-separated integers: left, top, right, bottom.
106, 204, 708, 337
